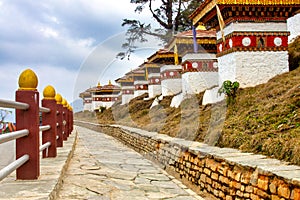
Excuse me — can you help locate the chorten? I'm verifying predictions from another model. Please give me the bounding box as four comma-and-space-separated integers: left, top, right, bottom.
98, 80, 121, 108
81, 81, 121, 111
115, 74, 134, 105
166, 29, 218, 95
87, 82, 102, 111
190, 0, 300, 87
131, 67, 148, 97
138, 62, 161, 98
79, 88, 93, 111
148, 49, 182, 97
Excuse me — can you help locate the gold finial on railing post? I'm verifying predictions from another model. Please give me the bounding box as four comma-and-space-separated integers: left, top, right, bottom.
16, 68, 40, 180
18, 69, 38, 91
55, 93, 63, 147
42, 85, 57, 158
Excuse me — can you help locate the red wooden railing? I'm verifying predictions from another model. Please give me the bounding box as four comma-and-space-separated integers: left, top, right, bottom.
0, 69, 73, 180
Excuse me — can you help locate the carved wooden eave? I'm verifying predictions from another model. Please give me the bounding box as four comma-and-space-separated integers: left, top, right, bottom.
190, 0, 300, 28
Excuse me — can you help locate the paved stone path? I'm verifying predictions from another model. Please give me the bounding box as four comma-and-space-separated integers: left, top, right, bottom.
57, 126, 205, 200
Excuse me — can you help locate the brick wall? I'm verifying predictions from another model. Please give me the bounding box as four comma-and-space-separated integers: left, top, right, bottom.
75, 121, 300, 200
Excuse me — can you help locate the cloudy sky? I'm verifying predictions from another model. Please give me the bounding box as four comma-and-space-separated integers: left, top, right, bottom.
0, 0, 161, 108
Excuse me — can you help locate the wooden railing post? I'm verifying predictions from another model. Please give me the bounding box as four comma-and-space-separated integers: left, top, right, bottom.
65, 102, 70, 138
42, 85, 57, 158
16, 69, 40, 180
68, 106, 72, 135
70, 107, 73, 133
55, 93, 63, 147
62, 98, 68, 141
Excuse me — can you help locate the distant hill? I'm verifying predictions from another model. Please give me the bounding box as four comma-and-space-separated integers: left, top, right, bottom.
71, 99, 83, 113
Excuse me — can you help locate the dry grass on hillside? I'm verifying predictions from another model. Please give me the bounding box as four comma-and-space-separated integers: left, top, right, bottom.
219, 67, 300, 164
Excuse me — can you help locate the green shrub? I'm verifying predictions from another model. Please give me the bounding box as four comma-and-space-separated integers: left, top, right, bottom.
218, 80, 240, 105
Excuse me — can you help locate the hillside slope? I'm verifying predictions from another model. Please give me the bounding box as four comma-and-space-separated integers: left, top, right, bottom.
76, 38, 300, 165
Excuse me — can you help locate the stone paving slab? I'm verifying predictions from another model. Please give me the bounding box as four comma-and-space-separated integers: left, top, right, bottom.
57, 126, 206, 200
0, 130, 77, 200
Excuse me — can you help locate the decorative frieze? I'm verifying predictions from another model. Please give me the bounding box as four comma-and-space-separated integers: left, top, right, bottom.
182, 60, 218, 73
92, 97, 119, 102
148, 77, 161, 85
160, 70, 182, 80
134, 84, 148, 91
217, 31, 289, 56
122, 89, 134, 95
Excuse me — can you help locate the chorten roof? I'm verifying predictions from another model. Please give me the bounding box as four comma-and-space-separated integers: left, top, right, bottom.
126, 68, 145, 76
79, 89, 92, 98
147, 49, 180, 64
88, 82, 102, 92
100, 80, 121, 93
165, 29, 216, 50
190, 0, 300, 28
115, 75, 134, 83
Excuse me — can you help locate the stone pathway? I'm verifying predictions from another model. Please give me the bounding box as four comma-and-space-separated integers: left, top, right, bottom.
57, 126, 205, 200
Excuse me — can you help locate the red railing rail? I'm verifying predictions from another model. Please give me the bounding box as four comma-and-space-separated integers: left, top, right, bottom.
0, 68, 73, 180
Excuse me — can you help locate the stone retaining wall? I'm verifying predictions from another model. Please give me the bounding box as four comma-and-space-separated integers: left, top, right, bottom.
75, 121, 300, 200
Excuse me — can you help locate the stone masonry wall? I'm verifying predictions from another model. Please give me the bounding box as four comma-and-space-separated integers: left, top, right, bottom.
75, 121, 300, 200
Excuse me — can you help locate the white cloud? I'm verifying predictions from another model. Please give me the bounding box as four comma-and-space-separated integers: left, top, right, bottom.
0, 0, 161, 109
40, 27, 59, 38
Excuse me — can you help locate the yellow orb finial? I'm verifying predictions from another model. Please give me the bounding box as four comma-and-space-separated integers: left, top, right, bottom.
18, 69, 38, 90
108, 80, 112, 85
62, 98, 67, 107
97, 82, 101, 88
43, 85, 56, 99
55, 93, 63, 104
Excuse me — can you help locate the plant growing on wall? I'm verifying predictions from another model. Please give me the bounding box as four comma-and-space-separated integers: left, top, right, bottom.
99, 106, 107, 113
218, 80, 240, 105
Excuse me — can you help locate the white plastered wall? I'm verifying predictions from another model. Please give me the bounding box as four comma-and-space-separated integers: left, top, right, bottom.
122, 94, 134, 105
148, 85, 161, 98
182, 72, 218, 95
161, 79, 182, 96
218, 51, 289, 88
287, 13, 300, 43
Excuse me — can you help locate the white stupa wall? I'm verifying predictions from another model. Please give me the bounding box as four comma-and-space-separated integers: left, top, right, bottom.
83, 103, 92, 111
134, 80, 148, 97
121, 85, 134, 105
202, 87, 225, 105
134, 90, 148, 97
161, 79, 182, 96
170, 93, 184, 108
148, 85, 161, 98
217, 22, 289, 88
288, 13, 300, 43
148, 73, 161, 98
218, 51, 288, 88
122, 94, 134, 105
161, 65, 182, 96
182, 72, 218, 95
92, 101, 102, 111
